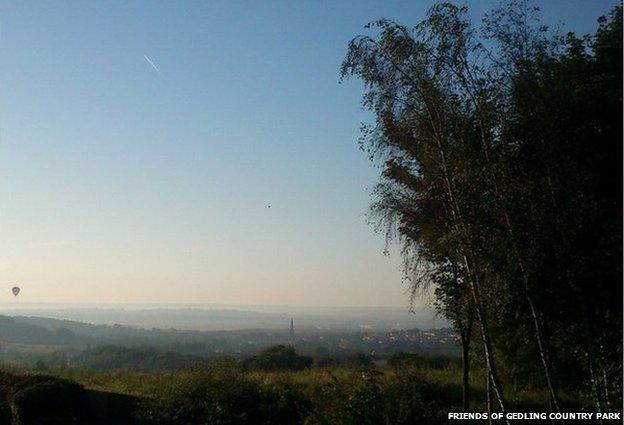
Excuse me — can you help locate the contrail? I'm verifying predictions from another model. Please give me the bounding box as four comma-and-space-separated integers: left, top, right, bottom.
143, 54, 161, 74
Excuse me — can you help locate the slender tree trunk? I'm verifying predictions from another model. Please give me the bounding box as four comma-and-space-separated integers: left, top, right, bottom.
544, 167, 607, 414
477, 118, 561, 413
464, 261, 508, 422
506, 216, 560, 413
486, 362, 493, 425
589, 354, 603, 425
483, 141, 559, 413
573, 286, 603, 415
525, 288, 559, 412
423, 103, 508, 418
375, 48, 509, 418
460, 314, 474, 411
454, 61, 561, 414
602, 369, 611, 411
461, 339, 470, 411
429, 130, 508, 419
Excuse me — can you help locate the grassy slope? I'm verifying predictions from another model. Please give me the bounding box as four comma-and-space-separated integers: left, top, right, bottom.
56, 363, 581, 410
0, 363, 588, 424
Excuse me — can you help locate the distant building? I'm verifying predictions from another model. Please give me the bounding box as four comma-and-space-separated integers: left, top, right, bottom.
289, 317, 295, 345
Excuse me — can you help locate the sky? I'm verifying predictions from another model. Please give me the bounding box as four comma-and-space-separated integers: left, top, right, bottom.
0, 0, 618, 307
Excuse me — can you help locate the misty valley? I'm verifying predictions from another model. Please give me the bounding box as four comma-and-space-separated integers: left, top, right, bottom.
0, 307, 456, 370
0, 307, 463, 424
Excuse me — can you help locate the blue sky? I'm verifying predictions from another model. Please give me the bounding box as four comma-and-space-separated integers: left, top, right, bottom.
0, 0, 618, 306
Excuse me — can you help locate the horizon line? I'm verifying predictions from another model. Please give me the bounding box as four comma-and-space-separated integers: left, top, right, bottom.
0, 301, 432, 310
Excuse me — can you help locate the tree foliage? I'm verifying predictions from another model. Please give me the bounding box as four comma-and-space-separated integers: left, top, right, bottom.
244, 345, 313, 372
342, 0, 622, 411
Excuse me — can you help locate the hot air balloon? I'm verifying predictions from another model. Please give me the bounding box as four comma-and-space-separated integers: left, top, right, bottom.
11, 287, 20, 297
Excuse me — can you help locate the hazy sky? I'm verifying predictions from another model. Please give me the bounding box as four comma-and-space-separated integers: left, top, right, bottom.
0, 1, 617, 307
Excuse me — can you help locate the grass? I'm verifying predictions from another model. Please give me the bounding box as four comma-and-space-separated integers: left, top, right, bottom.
0, 361, 590, 424
37, 362, 581, 410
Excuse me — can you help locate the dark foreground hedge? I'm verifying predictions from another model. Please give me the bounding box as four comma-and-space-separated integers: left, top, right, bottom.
0, 372, 137, 424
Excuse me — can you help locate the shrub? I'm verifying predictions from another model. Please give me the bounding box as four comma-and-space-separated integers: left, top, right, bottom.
387, 353, 459, 370
13, 379, 85, 424
244, 346, 313, 372
135, 361, 308, 424
304, 371, 442, 425
0, 372, 86, 425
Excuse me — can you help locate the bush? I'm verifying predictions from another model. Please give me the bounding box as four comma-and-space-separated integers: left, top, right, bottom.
304, 371, 442, 425
387, 353, 458, 370
13, 379, 85, 424
135, 361, 308, 424
0, 372, 87, 425
244, 346, 313, 372
383, 372, 443, 424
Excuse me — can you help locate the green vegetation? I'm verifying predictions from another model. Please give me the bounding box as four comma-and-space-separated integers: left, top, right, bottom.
0, 1, 620, 423
0, 370, 137, 424
0, 315, 456, 364
243, 345, 313, 372
0, 372, 84, 424
73, 346, 206, 372
0, 351, 590, 424
387, 352, 459, 371
341, 0, 622, 415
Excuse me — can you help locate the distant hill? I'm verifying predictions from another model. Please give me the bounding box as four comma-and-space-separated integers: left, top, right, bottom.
0, 305, 448, 331
0, 316, 85, 346
0, 314, 457, 370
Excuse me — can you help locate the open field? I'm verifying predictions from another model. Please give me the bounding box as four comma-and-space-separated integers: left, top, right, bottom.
0, 360, 588, 425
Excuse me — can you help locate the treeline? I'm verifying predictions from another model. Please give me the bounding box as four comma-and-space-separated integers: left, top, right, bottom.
342, 0, 622, 415
0, 315, 457, 362
44, 344, 428, 373
71, 346, 205, 373
0, 316, 85, 346
71, 345, 313, 373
